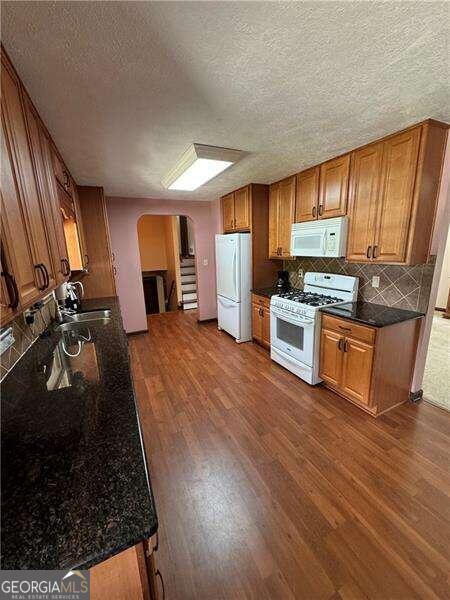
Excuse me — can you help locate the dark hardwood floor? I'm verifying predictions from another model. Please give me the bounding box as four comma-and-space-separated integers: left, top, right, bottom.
129, 309, 450, 600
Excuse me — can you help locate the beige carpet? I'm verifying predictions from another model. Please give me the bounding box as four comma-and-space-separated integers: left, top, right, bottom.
422, 312, 450, 411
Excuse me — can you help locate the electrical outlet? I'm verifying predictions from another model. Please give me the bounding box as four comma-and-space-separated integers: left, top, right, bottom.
202, 258, 208, 266
372, 275, 380, 288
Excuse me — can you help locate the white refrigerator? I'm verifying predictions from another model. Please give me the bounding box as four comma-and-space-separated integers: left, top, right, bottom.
215, 233, 252, 343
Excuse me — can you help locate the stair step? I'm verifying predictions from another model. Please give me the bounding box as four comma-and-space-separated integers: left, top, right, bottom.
180, 257, 195, 267
181, 282, 197, 292
180, 274, 196, 284
180, 266, 195, 275
182, 292, 197, 302
183, 301, 198, 310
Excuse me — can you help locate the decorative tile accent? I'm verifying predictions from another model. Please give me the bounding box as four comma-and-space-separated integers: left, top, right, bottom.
284, 256, 436, 312
0, 293, 56, 380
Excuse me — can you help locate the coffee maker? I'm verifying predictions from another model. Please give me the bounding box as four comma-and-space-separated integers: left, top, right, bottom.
276, 270, 290, 293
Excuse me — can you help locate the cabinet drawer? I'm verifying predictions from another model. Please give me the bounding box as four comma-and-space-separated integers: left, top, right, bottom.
322, 314, 376, 345
252, 293, 270, 308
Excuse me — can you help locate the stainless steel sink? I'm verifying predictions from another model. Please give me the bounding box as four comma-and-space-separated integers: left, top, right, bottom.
56, 318, 110, 333
67, 309, 111, 322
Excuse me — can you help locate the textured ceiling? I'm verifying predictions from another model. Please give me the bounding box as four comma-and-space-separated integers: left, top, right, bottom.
2, 1, 449, 201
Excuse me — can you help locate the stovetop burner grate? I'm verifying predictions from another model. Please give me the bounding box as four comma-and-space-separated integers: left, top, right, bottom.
277, 289, 342, 306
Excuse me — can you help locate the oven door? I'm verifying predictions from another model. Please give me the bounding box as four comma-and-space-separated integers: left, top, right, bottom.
270, 308, 315, 366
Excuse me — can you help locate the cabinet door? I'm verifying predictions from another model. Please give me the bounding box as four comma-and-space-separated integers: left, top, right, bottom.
268, 183, 280, 258
318, 154, 350, 219
261, 307, 271, 349
252, 303, 262, 342
295, 166, 319, 222
72, 182, 88, 269
347, 143, 383, 262
319, 328, 343, 387
40, 130, 70, 281
222, 193, 235, 232
1, 57, 51, 294
234, 186, 251, 230
22, 96, 59, 288
340, 337, 374, 406
1, 118, 43, 308
0, 235, 19, 325
51, 148, 72, 195
373, 127, 421, 263
278, 176, 296, 257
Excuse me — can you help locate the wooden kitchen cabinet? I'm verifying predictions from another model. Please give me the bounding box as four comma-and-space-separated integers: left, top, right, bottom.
318, 154, 350, 219
346, 142, 383, 261
0, 234, 19, 326
295, 166, 320, 222
1, 52, 55, 296
252, 293, 270, 349
347, 121, 448, 264
221, 184, 278, 288
22, 93, 68, 288
269, 176, 295, 258
234, 185, 251, 230
77, 186, 116, 299
222, 192, 235, 232
319, 313, 420, 416
373, 127, 421, 263
221, 186, 250, 232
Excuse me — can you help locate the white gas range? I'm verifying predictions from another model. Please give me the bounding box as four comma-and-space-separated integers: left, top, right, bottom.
270, 272, 358, 385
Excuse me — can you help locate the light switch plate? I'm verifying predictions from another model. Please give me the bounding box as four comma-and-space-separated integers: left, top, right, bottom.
372, 275, 380, 288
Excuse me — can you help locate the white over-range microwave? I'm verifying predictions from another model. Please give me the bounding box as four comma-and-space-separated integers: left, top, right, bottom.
291, 216, 348, 257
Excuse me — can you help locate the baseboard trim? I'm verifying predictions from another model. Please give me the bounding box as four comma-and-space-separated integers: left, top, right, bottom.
409, 389, 423, 403
127, 329, 149, 336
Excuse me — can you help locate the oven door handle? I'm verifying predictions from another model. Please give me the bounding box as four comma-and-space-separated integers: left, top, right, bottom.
270, 309, 315, 327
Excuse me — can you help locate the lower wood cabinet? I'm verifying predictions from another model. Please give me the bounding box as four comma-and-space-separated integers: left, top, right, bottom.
319, 313, 421, 416
252, 293, 270, 349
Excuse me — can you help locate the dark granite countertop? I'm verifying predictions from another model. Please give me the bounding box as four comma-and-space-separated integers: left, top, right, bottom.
1, 297, 157, 570
251, 287, 281, 299
320, 301, 424, 328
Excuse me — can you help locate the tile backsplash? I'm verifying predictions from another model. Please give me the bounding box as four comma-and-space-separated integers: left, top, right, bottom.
284, 256, 435, 313
0, 293, 56, 380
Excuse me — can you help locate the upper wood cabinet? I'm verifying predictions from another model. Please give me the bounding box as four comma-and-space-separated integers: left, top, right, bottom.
1, 55, 53, 299
318, 153, 350, 219
52, 149, 73, 197
234, 186, 250, 230
373, 127, 421, 263
77, 186, 116, 299
221, 186, 250, 232
269, 176, 295, 258
347, 122, 447, 264
295, 166, 320, 222
0, 231, 19, 326
222, 192, 234, 232
347, 142, 383, 261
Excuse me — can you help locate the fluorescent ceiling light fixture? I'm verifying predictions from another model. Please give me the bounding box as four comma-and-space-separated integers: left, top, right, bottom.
162, 144, 245, 191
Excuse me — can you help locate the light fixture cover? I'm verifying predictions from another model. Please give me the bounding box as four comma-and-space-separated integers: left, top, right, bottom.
162, 144, 244, 191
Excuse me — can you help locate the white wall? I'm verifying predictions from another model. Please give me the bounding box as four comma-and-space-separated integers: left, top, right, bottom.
436, 225, 450, 309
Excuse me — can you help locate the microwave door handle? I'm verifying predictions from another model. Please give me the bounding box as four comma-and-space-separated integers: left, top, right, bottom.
322, 230, 327, 254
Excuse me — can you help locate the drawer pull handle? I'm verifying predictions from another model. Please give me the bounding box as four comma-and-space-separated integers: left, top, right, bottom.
338, 325, 352, 332
337, 337, 344, 351
344, 340, 349, 352
367, 245, 372, 259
